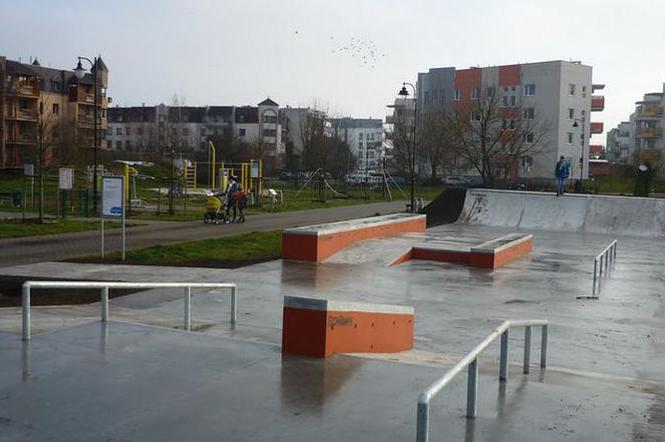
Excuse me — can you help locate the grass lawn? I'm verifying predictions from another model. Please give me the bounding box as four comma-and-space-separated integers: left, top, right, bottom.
103, 230, 282, 267
0, 219, 120, 240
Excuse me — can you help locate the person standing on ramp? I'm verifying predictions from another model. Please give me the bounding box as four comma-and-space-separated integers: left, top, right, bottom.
554, 156, 570, 196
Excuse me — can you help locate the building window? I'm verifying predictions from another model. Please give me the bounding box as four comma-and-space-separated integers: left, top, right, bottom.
116, 127, 122, 135
510, 119, 515, 129
510, 95, 516, 106
523, 108, 535, 120
125, 140, 131, 150
524, 84, 536, 96
502, 96, 508, 107
116, 141, 122, 150
183, 128, 190, 136
263, 115, 277, 123
568, 108, 574, 120
487, 87, 495, 97
522, 156, 533, 168
471, 88, 480, 99
52, 103, 59, 115
238, 128, 246, 137
262, 129, 276, 137
455, 89, 460, 101
137, 127, 144, 135
523, 133, 534, 143
569, 84, 576, 96
567, 132, 573, 144
471, 111, 481, 121
359, 133, 364, 140
126, 127, 131, 136
582, 85, 587, 97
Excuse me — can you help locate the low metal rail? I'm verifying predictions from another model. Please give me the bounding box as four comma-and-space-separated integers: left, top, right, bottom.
21, 281, 237, 340
592, 240, 617, 297
416, 320, 548, 442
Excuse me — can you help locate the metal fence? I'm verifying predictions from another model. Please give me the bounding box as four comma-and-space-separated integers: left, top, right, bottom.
416, 319, 548, 442
21, 281, 237, 340
592, 240, 617, 297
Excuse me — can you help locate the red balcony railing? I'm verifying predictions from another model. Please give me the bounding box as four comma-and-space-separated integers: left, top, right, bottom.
589, 145, 604, 155
591, 96, 605, 112
590, 122, 604, 134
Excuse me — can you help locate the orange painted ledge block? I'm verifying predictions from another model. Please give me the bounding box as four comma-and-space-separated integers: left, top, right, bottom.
392, 233, 533, 269
282, 214, 427, 262
282, 296, 414, 358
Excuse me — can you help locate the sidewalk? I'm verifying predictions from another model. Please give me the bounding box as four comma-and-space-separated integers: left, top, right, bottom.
0, 200, 406, 266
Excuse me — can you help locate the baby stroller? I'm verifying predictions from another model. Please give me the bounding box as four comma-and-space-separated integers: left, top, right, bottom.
203, 193, 227, 224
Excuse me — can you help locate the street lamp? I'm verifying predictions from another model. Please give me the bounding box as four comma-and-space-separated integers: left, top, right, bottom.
73, 56, 99, 212
573, 119, 584, 186
398, 82, 417, 212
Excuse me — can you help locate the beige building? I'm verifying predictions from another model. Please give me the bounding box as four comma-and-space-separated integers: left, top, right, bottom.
0, 55, 109, 169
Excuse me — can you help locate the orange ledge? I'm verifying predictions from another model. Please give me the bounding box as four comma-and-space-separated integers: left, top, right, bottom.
281, 296, 414, 358
282, 214, 426, 262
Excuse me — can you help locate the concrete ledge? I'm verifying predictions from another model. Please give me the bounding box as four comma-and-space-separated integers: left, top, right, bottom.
282, 214, 426, 262
282, 296, 414, 358
393, 233, 533, 269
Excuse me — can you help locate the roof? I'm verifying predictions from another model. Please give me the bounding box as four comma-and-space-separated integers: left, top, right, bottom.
258, 97, 279, 106
168, 106, 206, 123
235, 107, 258, 124
108, 107, 156, 123
328, 118, 383, 130
93, 56, 108, 72
5, 60, 38, 77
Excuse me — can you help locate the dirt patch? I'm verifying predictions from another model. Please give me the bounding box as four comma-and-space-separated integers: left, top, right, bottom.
0, 275, 142, 308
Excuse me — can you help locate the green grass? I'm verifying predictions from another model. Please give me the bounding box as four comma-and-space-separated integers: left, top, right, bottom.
0, 219, 120, 239
105, 230, 282, 266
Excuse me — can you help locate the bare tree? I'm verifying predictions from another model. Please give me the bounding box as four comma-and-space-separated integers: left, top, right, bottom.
419, 109, 457, 183
445, 91, 549, 187
386, 99, 417, 178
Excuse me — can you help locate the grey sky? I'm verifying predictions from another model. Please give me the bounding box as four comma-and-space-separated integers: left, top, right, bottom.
2, 0, 664, 143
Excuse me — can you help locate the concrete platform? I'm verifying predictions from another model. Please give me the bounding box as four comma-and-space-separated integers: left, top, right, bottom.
1, 219, 665, 440
0, 322, 660, 442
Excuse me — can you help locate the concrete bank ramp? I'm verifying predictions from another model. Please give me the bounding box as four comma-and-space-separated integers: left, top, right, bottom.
457, 189, 665, 236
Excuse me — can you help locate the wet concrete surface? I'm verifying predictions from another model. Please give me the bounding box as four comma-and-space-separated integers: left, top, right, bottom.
0, 322, 661, 442
1, 223, 665, 440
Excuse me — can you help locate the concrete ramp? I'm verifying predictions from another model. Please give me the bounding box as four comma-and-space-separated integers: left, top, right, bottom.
457, 189, 665, 237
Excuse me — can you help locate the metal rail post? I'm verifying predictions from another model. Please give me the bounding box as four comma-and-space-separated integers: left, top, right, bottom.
592, 258, 598, 296
184, 287, 191, 331
22, 284, 30, 341
231, 286, 237, 324
416, 398, 429, 442
523, 326, 531, 374
499, 330, 509, 381
540, 324, 548, 368
101, 287, 109, 322
466, 358, 478, 418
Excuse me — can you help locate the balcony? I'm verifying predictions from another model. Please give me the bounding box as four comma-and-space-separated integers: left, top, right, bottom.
5, 108, 38, 121
589, 144, 605, 155
638, 104, 664, 119
591, 96, 605, 112
590, 122, 604, 134
4, 82, 40, 98
6, 133, 36, 145
636, 127, 663, 139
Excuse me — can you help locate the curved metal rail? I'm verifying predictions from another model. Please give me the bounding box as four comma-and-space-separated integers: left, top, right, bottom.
416, 319, 548, 442
22, 281, 237, 340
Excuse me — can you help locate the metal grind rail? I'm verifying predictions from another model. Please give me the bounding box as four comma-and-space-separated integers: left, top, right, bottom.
416, 320, 548, 442
592, 240, 617, 297
21, 281, 237, 340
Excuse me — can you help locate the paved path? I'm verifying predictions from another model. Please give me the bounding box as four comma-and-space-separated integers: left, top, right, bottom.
0, 201, 405, 267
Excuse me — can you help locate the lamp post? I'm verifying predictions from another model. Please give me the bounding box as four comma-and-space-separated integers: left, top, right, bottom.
73, 57, 99, 212
398, 82, 417, 212
573, 119, 585, 192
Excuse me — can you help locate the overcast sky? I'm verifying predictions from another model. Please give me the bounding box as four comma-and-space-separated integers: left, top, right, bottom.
2, 0, 665, 143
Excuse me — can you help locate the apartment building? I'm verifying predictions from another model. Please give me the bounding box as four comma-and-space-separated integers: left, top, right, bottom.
280, 107, 327, 161
606, 122, 631, 163
0, 55, 109, 169
414, 60, 605, 180
108, 98, 283, 166
621, 85, 665, 165
327, 117, 384, 172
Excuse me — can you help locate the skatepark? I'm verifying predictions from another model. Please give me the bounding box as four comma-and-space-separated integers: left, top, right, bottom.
1, 189, 664, 441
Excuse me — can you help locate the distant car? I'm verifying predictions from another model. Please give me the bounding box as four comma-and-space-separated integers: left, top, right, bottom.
442, 176, 471, 186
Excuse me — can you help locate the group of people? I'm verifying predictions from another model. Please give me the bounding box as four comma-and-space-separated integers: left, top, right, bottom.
205, 176, 248, 224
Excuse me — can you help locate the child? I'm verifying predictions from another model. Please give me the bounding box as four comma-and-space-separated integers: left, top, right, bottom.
235, 189, 248, 223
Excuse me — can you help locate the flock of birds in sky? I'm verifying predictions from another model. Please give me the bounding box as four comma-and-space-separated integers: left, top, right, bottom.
294, 31, 386, 70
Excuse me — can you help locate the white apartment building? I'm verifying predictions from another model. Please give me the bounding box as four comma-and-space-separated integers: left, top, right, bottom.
414, 60, 605, 180
606, 122, 631, 163
107, 98, 283, 166
327, 117, 384, 172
